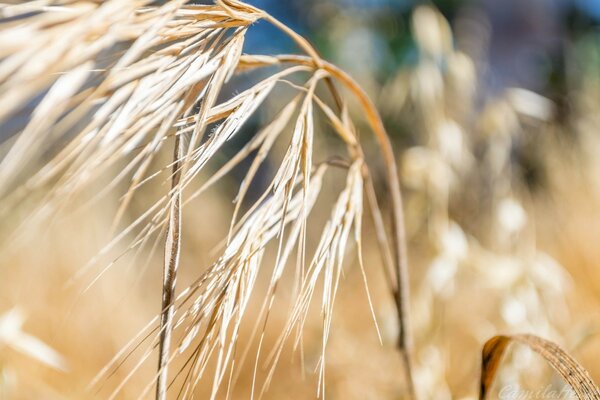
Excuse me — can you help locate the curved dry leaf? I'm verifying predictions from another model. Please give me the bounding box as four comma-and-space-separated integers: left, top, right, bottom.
480, 334, 600, 400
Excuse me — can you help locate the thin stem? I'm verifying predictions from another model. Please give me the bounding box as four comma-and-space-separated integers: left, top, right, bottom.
156, 133, 183, 400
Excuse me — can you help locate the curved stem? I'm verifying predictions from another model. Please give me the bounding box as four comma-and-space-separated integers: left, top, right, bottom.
261, 14, 343, 109
320, 60, 415, 398
245, 16, 417, 393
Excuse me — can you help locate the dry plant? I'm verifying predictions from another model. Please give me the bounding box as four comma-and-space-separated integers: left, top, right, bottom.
0, 1, 598, 399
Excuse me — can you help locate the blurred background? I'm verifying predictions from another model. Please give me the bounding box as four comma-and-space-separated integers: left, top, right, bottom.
2, 0, 600, 399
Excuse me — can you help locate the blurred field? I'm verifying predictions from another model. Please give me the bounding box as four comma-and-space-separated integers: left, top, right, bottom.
2, 1, 600, 399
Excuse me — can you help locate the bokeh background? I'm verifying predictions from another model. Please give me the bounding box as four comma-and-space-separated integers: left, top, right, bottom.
2, 0, 600, 399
